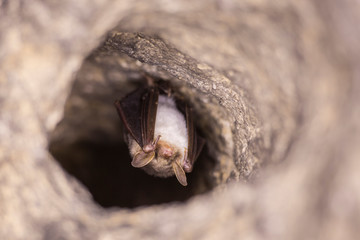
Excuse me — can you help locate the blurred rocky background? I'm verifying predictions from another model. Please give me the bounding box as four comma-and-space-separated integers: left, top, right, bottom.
1, 0, 359, 239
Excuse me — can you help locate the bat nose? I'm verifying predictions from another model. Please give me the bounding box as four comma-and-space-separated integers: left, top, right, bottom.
159, 145, 173, 158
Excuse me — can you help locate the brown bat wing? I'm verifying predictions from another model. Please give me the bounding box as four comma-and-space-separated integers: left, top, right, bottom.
114, 86, 159, 148
185, 105, 205, 172
140, 86, 159, 148
115, 87, 145, 146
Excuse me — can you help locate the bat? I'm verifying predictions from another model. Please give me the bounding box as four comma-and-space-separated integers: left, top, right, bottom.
114, 81, 204, 186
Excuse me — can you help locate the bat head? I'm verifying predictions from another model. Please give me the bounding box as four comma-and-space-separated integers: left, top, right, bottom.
129, 138, 188, 186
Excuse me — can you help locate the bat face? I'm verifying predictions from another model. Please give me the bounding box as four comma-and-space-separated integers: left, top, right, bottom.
128, 138, 185, 178
115, 82, 204, 186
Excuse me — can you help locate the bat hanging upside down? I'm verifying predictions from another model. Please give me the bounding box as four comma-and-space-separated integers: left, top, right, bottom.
114, 81, 204, 186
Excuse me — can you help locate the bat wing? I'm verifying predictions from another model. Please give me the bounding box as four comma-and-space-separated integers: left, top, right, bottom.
140, 86, 159, 148
115, 87, 144, 146
114, 86, 159, 148
185, 105, 205, 172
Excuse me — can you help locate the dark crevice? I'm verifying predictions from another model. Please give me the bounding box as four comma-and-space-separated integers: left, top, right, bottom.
49, 138, 212, 208
48, 61, 215, 208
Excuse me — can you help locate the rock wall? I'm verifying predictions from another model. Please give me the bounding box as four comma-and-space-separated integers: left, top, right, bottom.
1, 0, 359, 239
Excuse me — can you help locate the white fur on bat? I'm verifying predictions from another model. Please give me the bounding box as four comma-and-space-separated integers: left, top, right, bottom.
115, 83, 205, 186
154, 96, 188, 152
127, 95, 188, 177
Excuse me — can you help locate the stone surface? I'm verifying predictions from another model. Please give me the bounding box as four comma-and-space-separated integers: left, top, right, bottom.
1, 0, 360, 239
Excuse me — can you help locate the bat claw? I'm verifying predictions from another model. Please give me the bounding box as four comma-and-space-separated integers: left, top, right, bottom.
153, 135, 161, 147
142, 135, 161, 153
182, 148, 192, 173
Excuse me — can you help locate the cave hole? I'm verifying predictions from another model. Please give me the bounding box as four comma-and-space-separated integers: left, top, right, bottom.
48, 53, 215, 208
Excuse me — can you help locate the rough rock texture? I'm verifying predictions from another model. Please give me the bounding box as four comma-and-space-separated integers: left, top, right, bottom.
1, 0, 360, 239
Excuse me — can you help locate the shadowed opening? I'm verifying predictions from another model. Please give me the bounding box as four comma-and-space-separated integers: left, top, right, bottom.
48, 59, 215, 208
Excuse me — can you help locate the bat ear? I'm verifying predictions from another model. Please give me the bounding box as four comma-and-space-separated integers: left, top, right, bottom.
172, 162, 188, 186
132, 151, 155, 168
